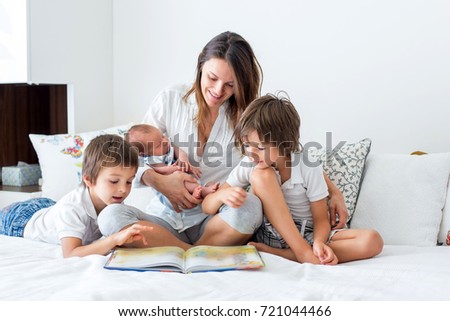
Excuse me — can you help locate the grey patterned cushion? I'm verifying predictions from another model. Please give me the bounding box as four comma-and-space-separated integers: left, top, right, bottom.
306, 138, 372, 224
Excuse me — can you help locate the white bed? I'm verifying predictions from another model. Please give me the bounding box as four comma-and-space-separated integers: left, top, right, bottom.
1, 235, 449, 301
2, 130, 450, 303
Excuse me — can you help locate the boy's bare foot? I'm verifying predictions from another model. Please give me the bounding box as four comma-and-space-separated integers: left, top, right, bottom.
201, 182, 219, 198
248, 241, 277, 254
248, 242, 298, 261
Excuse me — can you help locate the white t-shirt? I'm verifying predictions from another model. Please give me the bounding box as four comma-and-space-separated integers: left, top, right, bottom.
23, 185, 101, 245
227, 152, 329, 222
134, 84, 243, 231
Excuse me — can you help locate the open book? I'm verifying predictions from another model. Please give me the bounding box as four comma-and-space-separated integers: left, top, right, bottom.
104, 245, 265, 273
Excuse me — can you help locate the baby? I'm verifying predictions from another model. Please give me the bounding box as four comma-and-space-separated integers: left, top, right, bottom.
125, 124, 219, 199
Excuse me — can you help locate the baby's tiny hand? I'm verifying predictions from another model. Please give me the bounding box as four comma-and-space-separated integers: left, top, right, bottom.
189, 166, 202, 179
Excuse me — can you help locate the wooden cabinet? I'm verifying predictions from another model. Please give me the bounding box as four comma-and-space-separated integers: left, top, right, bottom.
0, 83, 67, 168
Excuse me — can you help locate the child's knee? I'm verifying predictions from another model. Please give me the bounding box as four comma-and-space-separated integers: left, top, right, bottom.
218, 193, 263, 234
98, 204, 140, 236
249, 167, 278, 189
239, 193, 262, 215
240, 193, 263, 230
361, 229, 384, 257
369, 230, 384, 255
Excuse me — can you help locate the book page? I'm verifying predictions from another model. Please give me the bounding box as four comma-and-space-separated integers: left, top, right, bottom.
184, 245, 264, 273
105, 247, 185, 271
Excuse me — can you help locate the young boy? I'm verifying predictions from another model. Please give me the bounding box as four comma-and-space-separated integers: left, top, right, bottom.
125, 124, 219, 199
0, 134, 151, 258
202, 94, 383, 264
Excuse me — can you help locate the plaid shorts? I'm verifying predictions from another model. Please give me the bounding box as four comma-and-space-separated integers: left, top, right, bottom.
254, 216, 340, 248
0, 198, 55, 237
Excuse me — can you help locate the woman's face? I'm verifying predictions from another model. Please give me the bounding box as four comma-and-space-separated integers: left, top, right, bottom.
200, 58, 235, 109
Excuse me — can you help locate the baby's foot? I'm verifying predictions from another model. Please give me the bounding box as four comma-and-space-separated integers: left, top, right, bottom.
192, 185, 203, 199
201, 182, 220, 198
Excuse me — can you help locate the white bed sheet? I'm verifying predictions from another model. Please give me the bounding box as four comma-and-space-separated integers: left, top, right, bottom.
1, 235, 449, 301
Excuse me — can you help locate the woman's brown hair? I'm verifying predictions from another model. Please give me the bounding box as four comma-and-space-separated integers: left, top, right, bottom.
184, 31, 263, 138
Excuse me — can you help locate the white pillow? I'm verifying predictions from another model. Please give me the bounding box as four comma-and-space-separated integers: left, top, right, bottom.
351, 153, 450, 246
439, 181, 450, 245
29, 125, 131, 201
124, 185, 156, 212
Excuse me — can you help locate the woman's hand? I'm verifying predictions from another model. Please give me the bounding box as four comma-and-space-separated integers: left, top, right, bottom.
328, 190, 349, 229
323, 173, 348, 229
153, 170, 202, 212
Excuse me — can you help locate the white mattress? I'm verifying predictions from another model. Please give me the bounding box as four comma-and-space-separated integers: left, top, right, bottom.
1, 235, 449, 300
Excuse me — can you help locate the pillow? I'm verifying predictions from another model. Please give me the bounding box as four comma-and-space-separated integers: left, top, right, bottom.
351, 153, 450, 246
124, 185, 156, 212
439, 181, 450, 245
29, 125, 131, 201
306, 138, 372, 224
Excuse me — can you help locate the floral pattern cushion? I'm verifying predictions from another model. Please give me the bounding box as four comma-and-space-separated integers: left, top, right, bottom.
307, 138, 372, 224
29, 125, 130, 201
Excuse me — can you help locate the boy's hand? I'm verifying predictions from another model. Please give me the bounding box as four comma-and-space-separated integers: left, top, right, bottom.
220, 187, 247, 208
313, 242, 338, 265
114, 224, 153, 246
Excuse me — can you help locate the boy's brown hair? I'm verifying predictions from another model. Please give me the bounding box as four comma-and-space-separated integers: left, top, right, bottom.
82, 134, 139, 185
234, 93, 301, 156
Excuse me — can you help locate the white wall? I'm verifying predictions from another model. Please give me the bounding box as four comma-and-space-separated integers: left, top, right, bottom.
113, 0, 450, 153
28, 0, 113, 132
0, 0, 28, 83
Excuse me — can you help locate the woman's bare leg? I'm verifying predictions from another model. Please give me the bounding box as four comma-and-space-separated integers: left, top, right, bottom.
195, 193, 263, 246
122, 221, 192, 250
98, 204, 192, 250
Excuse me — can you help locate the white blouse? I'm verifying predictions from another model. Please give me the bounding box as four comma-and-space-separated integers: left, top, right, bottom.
135, 84, 242, 231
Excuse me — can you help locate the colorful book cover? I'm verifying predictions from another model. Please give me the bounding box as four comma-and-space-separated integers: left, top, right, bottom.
104, 245, 265, 273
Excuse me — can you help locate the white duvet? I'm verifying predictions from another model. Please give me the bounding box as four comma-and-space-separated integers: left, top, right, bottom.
1, 235, 449, 301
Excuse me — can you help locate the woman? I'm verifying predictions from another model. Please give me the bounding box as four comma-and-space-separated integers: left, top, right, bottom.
98, 31, 348, 248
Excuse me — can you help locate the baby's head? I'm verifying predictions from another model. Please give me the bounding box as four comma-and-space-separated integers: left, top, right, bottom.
125, 124, 170, 157
234, 93, 301, 157
82, 134, 139, 187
